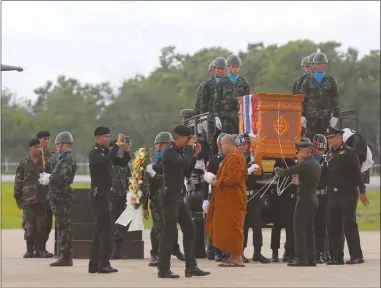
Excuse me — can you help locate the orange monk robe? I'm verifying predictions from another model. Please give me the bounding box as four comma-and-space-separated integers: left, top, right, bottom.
206, 151, 247, 256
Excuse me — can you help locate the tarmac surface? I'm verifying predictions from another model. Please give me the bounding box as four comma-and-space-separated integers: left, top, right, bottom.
1, 229, 380, 287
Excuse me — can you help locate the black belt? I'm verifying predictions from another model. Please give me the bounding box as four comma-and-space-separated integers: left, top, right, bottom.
246, 190, 256, 196
316, 189, 327, 196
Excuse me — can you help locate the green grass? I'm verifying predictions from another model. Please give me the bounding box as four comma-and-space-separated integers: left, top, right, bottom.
1, 182, 379, 231
1, 182, 152, 229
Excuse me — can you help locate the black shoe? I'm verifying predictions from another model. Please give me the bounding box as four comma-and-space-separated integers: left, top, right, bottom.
282, 251, 290, 262
346, 258, 365, 265
206, 252, 215, 260
287, 260, 308, 267
88, 266, 98, 274
148, 256, 158, 267
272, 250, 279, 263
185, 267, 210, 278
158, 270, 180, 279
38, 250, 54, 258
243, 256, 250, 263
50, 258, 73, 267
172, 251, 185, 261
252, 253, 270, 264
214, 254, 223, 262
326, 259, 345, 265
43, 250, 54, 258
23, 251, 34, 258
98, 265, 118, 273
34, 250, 43, 258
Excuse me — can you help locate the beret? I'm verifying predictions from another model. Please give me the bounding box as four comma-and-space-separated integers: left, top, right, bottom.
94, 126, 110, 136
28, 138, 40, 147
173, 124, 192, 137
325, 126, 344, 137
36, 131, 50, 139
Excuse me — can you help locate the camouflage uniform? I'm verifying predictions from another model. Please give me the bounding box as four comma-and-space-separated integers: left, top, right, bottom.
292, 56, 310, 94
49, 151, 77, 261
110, 147, 131, 258
14, 157, 47, 257
199, 78, 218, 114
214, 76, 250, 134
194, 61, 215, 115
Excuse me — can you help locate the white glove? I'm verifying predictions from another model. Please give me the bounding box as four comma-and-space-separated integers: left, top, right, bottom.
145, 164, 156, 177
215, 117, 222, 130
203, 172, 216, 184
39, 172, 51, 185
248, 164, 260, 175
202, 200, 209, 214
329, 117, 338, 127
301, 117, 307, 128
197, 123, 203, 134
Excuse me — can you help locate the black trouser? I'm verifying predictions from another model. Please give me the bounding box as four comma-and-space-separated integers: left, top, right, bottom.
314, 193, 328, 254
271, 195, 296, 255
89, 189, 112, 269
294, 197, 318, 262
328, 189, 363, 260
158, 194, 197, 272
244, 195, 263, 253
111, 194, 127, 244
44, 205, 53, 250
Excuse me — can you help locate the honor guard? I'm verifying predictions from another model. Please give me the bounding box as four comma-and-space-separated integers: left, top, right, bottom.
292, 56, 310, 94
300, 52, 341, 139
194, 60, 215, 115
158, 125, 209, 279
143, 131, 185, 267
325, 126, 368, 265
236, 133, 270, 264
214, 55, 250, 134
202, 132, 227, 262
275, 139, 321, 267
43, 132, 77, 266
36, 130, 56, 258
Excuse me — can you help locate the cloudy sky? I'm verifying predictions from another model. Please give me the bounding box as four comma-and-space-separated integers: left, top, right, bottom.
2, 1, 380, 101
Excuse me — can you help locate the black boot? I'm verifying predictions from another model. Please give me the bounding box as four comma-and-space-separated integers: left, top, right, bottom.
172, 250, 185, 261
252, 250, 270, 264
110, 241, 127, 260
185, 267, 210, 278
272, 249, 279, 263
282, 250, 290, 262
149, 255, 158, 267
41, 243, 54, 258
23, 241, 34, 258
50, 256, 73, 267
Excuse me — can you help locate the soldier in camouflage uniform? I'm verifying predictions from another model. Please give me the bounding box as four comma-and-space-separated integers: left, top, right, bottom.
194, 61, 215, 115
14, 138, 47, 258
292, 56, 310, 94
42, 132, 77, 266
142, 132, 185, 267
300, 52, 341, 140
36, 130, 56, 258
214, 55, 250, 134
109, 139, 132, 259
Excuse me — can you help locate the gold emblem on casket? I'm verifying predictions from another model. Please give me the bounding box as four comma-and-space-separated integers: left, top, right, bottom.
273, 116, 289, 136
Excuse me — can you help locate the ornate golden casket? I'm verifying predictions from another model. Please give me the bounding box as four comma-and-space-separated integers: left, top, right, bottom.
238, 93, 304, 174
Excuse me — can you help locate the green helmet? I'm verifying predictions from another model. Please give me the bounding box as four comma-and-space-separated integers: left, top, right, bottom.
307, 53, 317, 65
301, 56, 309, 67
55, 132, 74, 144
227, 55, 241, 66
213, 57, 227, 68
313, 52, 328, 64
208, 61, 214, 71
154, 131, 173, 144
217, 133, 227, 144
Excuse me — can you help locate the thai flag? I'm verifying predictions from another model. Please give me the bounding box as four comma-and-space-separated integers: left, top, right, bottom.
242, 94, 256, 136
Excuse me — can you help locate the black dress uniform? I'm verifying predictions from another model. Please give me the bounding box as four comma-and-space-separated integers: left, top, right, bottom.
275, 142, 321, 267
88, 126, 119, 274
158, 125, 209, 279
243, 155, 270, 263
270, 159, 297, 263
325, 127, 366, 265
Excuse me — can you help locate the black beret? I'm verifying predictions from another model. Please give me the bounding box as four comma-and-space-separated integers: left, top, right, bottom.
94, 126, 110, 136
109, 140, 117, 147
325, 126, 344, 137
36, 131, 50, 139
173, 124, 192, 137
28, 138, 40, 147
295, 141, 313, 149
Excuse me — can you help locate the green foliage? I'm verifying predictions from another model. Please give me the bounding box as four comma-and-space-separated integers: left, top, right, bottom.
1, 41, 380, 162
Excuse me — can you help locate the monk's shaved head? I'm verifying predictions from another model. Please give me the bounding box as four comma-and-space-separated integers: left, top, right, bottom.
221, 134, 236, 147
221, 134, 237, 155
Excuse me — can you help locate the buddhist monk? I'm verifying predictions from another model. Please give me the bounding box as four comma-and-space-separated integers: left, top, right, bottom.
206, 134, 247, 267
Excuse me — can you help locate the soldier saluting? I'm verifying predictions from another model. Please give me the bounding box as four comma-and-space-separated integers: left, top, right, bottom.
324, 126, 368, 265
214, 55, 250, 134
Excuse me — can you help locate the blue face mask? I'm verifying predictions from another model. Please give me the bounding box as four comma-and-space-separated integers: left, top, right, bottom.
313, 72, 326, 84
156, 151, 163, 160
228, 74, 239, 85
215, 76, 221, 84
315, 156, 322, 163
59, 150, 71, 159
244, 152, 251, 159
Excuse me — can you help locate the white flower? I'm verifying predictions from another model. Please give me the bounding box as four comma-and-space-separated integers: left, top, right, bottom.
138, 190, 142, 197
136, 198, 140, 204
138, 180, 143, 184
140, 167, 144, 171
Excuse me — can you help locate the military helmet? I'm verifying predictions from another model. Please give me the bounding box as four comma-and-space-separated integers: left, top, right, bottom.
213, 57, 227, 68
313, 52, 328, 64
227, 55, 242, 66
307, 53, 317, 64
217, 133, 227, 144
235, 133, 250, 146
154, 131, 173, 144
300, 137, 312, 143
312, 134, 327, 150
208, 61, 214, 71
55, 132, 74, 144
301, 56, 309, 67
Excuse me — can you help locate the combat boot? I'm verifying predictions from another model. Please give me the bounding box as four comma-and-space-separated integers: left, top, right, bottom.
42, 243, 54, 258
23, 241, 34, 258
272, 249, 279, 262
282, 250, 290, 262
148, 255, 158, 267
50, 257, 73, 267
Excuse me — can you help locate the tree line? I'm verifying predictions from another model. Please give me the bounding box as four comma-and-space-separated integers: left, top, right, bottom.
2, 40, 380, 163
